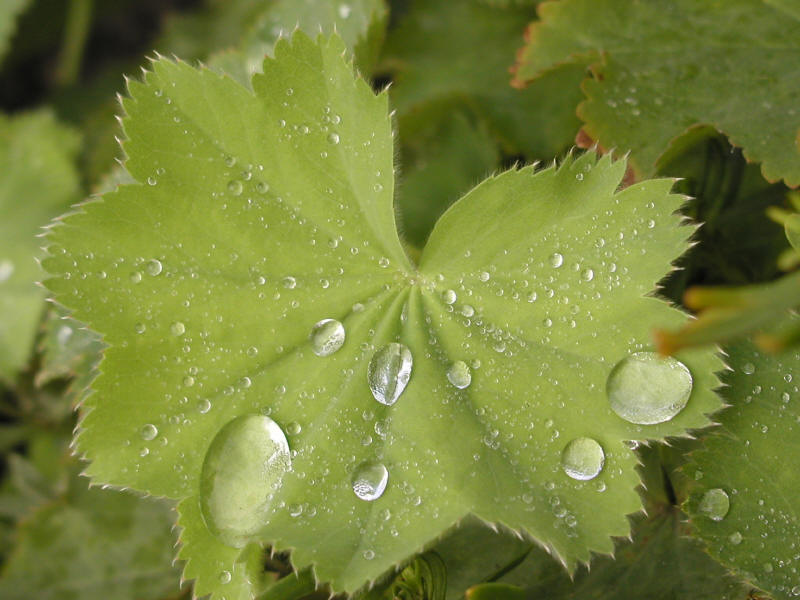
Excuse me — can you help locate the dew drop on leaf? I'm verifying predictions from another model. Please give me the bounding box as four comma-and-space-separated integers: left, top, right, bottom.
606, 352, 692, 424
227, 180, 243, 196
219, 570, 232, 584
0, 259, 14, 283
145, 259, 163, 276
140, 423, 158, 441
742, 362, 756, 375
199, 415, 291, 547
442, 289, 457, 305
170, 321, 186, 336
698, 488, 730, 521
351, 461, 389, 501
560, 437, 604, 480
549, 253, 564, 268
197, 398, 211, 414
446, 360, 472, 389
367, 343, 413, 406
729, 531, 743, 545
327, 132, 340, 145
309, 318, 346, 357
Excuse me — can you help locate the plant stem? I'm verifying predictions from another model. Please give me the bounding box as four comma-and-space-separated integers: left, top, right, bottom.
54, 0, 93, 88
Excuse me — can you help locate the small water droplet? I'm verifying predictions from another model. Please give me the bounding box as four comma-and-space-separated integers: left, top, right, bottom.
442, 289, 457, 305
197, 399, 212, 414
581, 268, 594, 281
698, 488, 729, 521
549, 253, 564, 268
742, 362, 755, 375
147, 176, 157, 186
200, 415, 291, 547
170, 321, 186, 336
134, 322, 146, 334
146, 259, 163, 276
561, 437, 604, 480
352, 461, 389, 501
224, 155, 236, 167
282, 276, 297, 289
461, 304, 475, 317
140, 424, 158, 441
729, 531, 743, 545
0, 259, 14, 283
368, 343, 413, 406
219, 570, 232, 584
309, 319, 345, 357
606, 352, 692, 424
130, 271, 142, 283
327, 132, 340, 145
227, 180, 243, 196
479, 271, 490, 282
286, 421, 301, 435
447, 361, 472, 389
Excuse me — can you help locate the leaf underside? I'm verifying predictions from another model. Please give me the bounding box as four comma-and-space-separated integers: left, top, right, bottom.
43, 32, 722, 597
685, 338, 800, 600
514, 0, 800, 186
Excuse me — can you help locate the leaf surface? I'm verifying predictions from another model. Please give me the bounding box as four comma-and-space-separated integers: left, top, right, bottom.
44, 33, 722, 596
685, 340, 800, 599
0, 111, 81, 382
513, 0, 800, 186
0, 0, 29, 65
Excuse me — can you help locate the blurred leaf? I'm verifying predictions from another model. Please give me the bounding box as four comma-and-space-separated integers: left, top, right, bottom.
0, 464, 181, 600
0, 111, 81, 382
0, 0, 30, 65
685, 340, 800, 600
35, 306, 104, 404
513, 0, 800, 186
655, 271, 800, 355
398, 106, 499, 248
382, 0, 584, 159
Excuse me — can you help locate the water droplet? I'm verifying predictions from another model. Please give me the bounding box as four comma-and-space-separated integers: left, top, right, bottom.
729, 531, 743, 545
227, 180, 243, 196
256, 181, 270, 194
224, 155, 236, 167
742, 362, 755, 375
197, 399, 212, 414
363, 549, 375, 560
606, 352, 692, 424
581, 268, 594, 282
309, 319, 345, 357
130, 271, 142, 283
286, 421, 301, 435
0, 259, 14, 283
442, 289, 457, 305
698, 488, 729, 521
146, 259, 163, 276
140, 424, 158, 441
200, 415, 291, 547
561, 437, 604, 480
479, 271, 490, 282
147, 176, 157, 186
327, 132, 340, 145
367, 343, 413, 406
219, 570, 232, 584
352, 461, 389, 501
134, 322, 146, 334
549, 253, 564, 268
447, 361, 472, 389
170, 321, 186, 336
282, 276, 297, 289
461, 304, 475, 317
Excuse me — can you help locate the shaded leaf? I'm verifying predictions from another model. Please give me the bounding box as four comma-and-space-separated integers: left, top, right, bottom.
685, 340, 800, 600
513, 0, 800, 185
43, 32, 721, 597
0, 0, 29, 65
382, 0, 584, 159
0, 111, 81, 382
0, 466, 181, 600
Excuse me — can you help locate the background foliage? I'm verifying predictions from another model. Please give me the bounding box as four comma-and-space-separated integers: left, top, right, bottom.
0, 1, 797, 599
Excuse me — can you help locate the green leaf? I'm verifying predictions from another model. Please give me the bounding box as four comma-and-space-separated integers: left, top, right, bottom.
513, 0, 800, 186
0, 466, 181, 600
382, 0, 584, 159
685, 340, 800, 600
43, 32, 722, 596
0, 0, 29, 65
0, 111, 81, 382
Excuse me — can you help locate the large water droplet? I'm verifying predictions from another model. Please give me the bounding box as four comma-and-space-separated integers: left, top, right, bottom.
140, 424, 158, 441
199, 415, 291, 547
698, 488, 729, 521
606, 352, 692, 424
549, 253, 564, 268
447, 360, 472, 389
310, 319, 345, 357
146, 259, 163, 276
368, 343, 412, 406
561, 437, 604, 480
352, 461, 389, 501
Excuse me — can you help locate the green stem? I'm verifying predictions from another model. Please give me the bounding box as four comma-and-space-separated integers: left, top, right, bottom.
54, 0, 93, 88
